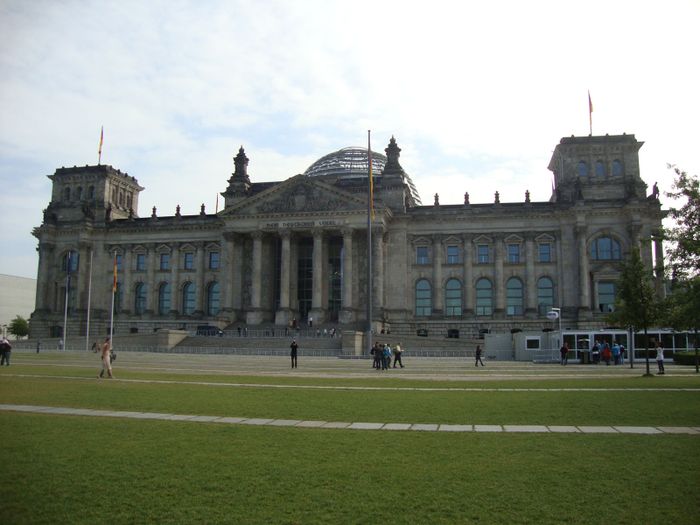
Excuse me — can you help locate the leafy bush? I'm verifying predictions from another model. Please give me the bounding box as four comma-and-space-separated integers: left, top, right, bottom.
672, 351, 700, 365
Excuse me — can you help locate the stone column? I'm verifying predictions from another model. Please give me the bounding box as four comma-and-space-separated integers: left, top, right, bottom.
339, 228, 355, 323
146, 243, 156, 314
35, 243, 54, 312
432, 235, 443, 316
653, 232, 665, 299
222, 233, 237, 315
309, 229, 326, 323
246, 232, 264, 324
525, 235, 537, 316
577, 226, 590, 314
169, 243, 180, 314
462, 235, 473, 315
76, 242, 91, 312
373, 228, 385, 314
494, 236, 504, 316
121, 245, 132, 314
559, 225, 576, 313
195, 242, 206, 315
275, 231, 292, 325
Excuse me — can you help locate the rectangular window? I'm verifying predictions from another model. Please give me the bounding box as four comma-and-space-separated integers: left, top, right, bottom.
416, 246, 429, 265
446, 245, 460, 264
507, 244, 520, 264
477, 245, 490, 264
159, 253, 170, 271
209, 251, 220, 270
136, 253, 146, 271
183, 252, 194, 270
538, 243, 551, 263
597, 282, 616, 313
116, 254, 123, 271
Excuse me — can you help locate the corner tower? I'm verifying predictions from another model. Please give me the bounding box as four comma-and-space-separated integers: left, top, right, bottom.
548, 134, 647, 203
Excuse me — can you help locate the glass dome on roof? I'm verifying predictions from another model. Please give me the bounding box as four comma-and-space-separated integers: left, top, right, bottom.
304, 147, 387, 179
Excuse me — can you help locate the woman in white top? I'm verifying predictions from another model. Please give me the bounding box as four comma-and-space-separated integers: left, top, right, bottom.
655, 344, 665, 375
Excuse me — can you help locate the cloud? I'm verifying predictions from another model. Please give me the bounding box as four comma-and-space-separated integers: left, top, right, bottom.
0, 0, 699, 278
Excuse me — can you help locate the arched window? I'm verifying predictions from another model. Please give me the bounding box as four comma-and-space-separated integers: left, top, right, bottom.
537, 277, 555, 315
76, 186, 83, 200
612, 159, 623, 177
88, 185, 95, 199
595, 160, 605, 177
577, 161, 588, 177
64, 187, 71, 201
506, 278, 523, 316
207, 282, 220, 316
475, 278, 493, 316
158, 283, 171, 315
62, 251, 79, 273
134, 283, 147, 315
182, 282, 196, 315
590, 236, 621, 260
445, 279, 462, 316
415, 279, 432, 316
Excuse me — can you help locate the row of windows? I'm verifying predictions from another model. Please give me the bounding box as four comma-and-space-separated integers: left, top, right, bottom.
416, 243, 553, 265
577, 159, 623, 178
125, 281, 221, 316
114, 251, 221, 272
416, 236, 622, 266
63, 185, 96, 202
415, 278, 616, 316
415, 277, 555, 317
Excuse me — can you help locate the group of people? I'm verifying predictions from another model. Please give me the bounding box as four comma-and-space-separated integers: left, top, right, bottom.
590, 340, 626, 365
371, 342, 404, 370
0, 336, 12, 366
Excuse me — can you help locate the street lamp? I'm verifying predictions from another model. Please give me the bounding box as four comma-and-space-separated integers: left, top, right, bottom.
549, 307, 562, 349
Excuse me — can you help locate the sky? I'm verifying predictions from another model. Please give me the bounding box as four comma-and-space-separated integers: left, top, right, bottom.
1, 0, 699, 279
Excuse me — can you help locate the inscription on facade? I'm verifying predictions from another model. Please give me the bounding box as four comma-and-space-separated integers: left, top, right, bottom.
263, 220, 343, 230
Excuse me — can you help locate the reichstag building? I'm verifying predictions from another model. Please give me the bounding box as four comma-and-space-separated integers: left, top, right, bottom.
30, 133, 665, 339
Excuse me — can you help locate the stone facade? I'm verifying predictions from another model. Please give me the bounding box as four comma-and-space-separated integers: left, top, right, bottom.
30, 134, 665, 339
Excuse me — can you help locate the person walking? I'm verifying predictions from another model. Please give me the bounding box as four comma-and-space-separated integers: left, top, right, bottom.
475, 345, 485, 367
656, 343, 665, 375
559, 342, 569, 365
36, 340, 41, 354
98, 337, 113, 378
290, 339, 298, 369
393, 343, 404, 368
0, 337, 12, 366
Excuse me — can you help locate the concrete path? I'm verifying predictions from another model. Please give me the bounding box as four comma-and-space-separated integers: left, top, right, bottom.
2, 404, 698, 435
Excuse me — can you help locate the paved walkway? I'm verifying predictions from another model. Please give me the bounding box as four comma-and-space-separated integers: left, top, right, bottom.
2, 403, 698, 435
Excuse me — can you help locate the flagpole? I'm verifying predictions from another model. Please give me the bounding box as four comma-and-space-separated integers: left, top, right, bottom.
62, 251, 71, 351
85, 249, 93, 352
366, 130, 373, 355
588, 91, 593, 136
109, 251, 116, 348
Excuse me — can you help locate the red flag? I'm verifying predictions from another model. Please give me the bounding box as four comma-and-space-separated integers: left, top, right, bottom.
98, 126, 104, 164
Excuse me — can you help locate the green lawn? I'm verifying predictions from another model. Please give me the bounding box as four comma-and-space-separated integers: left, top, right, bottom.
1, 357, 699, 524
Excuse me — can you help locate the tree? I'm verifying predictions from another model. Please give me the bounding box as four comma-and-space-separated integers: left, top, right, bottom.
663, 166, 700, 372
8, 315, 29, 339
664, 165, 700, 280
663, 278, 700, 373
606, 250, 660, 376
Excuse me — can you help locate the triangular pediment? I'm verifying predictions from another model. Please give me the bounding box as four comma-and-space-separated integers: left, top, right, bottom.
220, 175, 369, 216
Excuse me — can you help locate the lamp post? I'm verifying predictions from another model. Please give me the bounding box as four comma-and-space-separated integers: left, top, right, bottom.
549, 307, 562, 350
